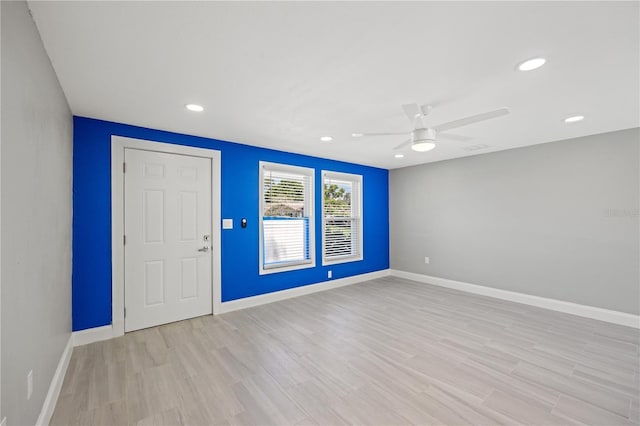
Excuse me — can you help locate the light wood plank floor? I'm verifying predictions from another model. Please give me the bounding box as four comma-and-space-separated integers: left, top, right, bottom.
52, 276, 640, 425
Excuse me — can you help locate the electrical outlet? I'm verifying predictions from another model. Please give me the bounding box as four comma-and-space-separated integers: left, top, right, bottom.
27, 370, 33, 400
424, 256, 430, 264
328, 270, 332, 279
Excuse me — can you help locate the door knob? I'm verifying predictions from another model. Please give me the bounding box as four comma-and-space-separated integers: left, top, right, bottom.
197, 246, 210, 252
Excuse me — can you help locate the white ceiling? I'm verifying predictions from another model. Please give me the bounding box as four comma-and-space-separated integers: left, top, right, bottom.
28, 1, 639, 169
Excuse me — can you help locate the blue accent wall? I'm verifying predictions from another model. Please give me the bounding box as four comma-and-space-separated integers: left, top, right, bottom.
72, 116, 390, 331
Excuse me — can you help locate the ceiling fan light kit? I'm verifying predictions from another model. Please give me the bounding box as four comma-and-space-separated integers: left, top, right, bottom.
411, 128, 437, 152
411, 141, 436, 152
356, 103, 510, 155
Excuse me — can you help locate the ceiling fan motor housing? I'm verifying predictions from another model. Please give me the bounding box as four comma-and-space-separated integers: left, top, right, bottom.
413, 128, 436, 142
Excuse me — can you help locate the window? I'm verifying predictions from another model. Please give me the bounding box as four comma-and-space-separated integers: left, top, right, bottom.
259, 162, 315, 274
322, 171, 363, 265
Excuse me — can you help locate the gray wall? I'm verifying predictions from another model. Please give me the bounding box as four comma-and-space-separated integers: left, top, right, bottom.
1, 1, 73, 425
390, 128, 639, 315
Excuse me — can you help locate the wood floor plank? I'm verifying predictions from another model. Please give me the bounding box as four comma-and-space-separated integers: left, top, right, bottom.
75, 400, 128, 426
136, 407, 185, 426
553, 395, 637, 426
53, 277, 639, 425
483, 389, 579, 425
512, 361, 632, 417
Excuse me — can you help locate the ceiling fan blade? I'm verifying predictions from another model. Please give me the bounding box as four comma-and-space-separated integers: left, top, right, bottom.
358, 132, 409, 137
434, 107, 510, 132
393, 139, 412, 150
401, 103, 421, 123
438, 132, 472, 142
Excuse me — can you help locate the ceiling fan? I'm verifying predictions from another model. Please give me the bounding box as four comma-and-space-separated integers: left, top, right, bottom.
353, 104, 510, 152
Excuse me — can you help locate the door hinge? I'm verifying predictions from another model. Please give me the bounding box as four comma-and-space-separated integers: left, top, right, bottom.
123, 162, 126, 173
123, 235, 126, 245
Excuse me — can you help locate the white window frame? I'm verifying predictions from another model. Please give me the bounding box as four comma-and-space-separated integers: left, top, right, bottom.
259, 161, 315, 275
321, 171, 363, 266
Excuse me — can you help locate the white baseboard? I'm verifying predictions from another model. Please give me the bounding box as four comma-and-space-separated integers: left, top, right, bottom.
36, 335, 73, 426
218, 269, 391, 314
390, 269, 640, 329
70, 269, 391, 344
72, 324, 115, 347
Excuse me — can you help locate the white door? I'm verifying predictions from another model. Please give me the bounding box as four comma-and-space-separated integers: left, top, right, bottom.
124, 148, 212, 332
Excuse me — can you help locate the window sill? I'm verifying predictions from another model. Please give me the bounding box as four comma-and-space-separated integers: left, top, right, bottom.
322, 255, 363, 266
259, 261, 315, 275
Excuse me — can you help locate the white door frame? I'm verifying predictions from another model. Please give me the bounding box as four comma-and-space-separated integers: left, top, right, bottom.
111, 136, 222, 337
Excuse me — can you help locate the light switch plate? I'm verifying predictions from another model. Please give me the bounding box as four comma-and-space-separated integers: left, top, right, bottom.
222, 219, 233, 229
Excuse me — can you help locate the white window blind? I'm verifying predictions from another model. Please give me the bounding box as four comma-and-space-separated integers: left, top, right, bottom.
260, 162, 315, 273
322, 172, 363, 264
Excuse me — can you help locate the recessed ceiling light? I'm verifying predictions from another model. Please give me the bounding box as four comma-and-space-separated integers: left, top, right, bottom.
185, 104, 204, 112
351, 133, 363, 137
320, 136, 333, 142
394, 154, 404, 159
564, 115, 585, 123
517, 57, 546, 71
